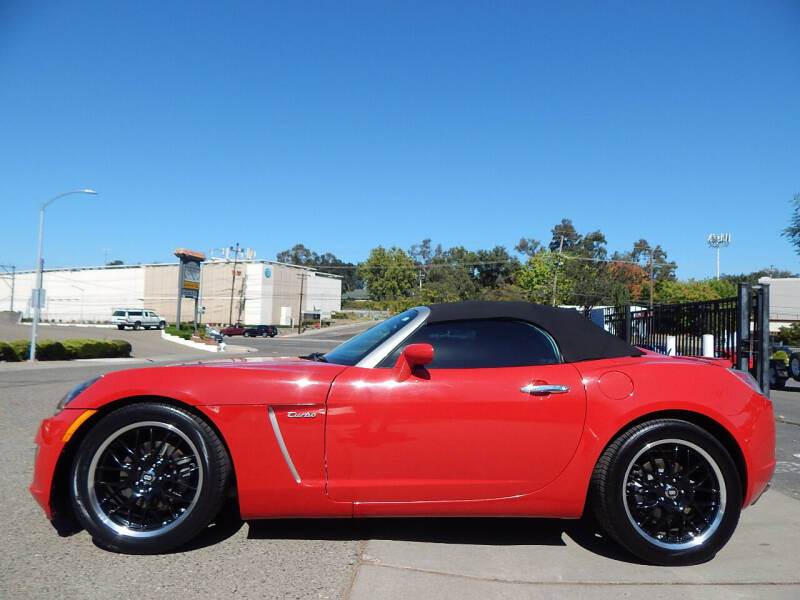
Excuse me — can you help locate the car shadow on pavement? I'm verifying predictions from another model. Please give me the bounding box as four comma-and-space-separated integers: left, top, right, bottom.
244, 512, 644, 564
169, 499, 246, 554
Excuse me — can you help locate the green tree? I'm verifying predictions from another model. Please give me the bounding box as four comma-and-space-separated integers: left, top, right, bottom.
655, 280, 721, 303
777, 323, 800, 345
425, 246, 479, 302
782, 193, 800, 255
359, 246, 416, 300
514, 237, 541, 257
515, 253, 572, 305
474, 246, 520, 288
276, 243, 361, 291
721, 268, 797, 285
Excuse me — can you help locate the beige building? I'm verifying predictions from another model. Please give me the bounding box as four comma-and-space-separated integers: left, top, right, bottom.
0, 259, 342, 326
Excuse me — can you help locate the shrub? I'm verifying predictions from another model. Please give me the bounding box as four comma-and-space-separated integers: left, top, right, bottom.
165, 323, 209, 340
0, 341, 21, 362
62, 338, 132, 359
0, 338, 132, 361
112, 340, 132, 356
9, 339, 30, 361
165, 326, 193, 340
36, 340, 70, 361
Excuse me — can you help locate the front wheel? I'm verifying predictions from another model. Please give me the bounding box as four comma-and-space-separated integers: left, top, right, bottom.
590, 419, 741, 565
70, 403, 231, 554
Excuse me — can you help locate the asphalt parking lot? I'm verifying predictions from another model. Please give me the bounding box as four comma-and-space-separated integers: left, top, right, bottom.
1, 324, 799, 599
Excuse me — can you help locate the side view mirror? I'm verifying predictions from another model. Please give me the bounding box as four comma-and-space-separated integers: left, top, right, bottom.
403, 343, 434, 367
393, 343, 434, 381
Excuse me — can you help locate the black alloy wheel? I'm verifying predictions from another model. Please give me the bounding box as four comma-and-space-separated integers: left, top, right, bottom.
590, 419, 741, 565
70, 403, 231, 554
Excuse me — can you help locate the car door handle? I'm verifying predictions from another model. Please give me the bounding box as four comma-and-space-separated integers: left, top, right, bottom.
520, 384, 570, 395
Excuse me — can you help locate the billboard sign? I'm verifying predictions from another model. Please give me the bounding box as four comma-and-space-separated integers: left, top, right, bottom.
182, 260, 201, 299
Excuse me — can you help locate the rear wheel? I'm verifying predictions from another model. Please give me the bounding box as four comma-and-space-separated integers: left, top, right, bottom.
134, 321, 141, 330
70, 403, 231, 554
590, 419, 741, 565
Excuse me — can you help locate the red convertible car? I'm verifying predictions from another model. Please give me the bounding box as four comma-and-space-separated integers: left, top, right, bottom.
30, 301, 775, 565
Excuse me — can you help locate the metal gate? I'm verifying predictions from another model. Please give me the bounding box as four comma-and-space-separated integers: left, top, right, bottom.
601, 283, 771, 396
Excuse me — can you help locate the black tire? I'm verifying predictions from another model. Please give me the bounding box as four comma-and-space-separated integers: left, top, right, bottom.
590, 419, 741, 565
769, 364, 788, 389
790, 354, 800, 382
70, 403, 231, 554
159, 321, 166, 330
134, 321, 141, 330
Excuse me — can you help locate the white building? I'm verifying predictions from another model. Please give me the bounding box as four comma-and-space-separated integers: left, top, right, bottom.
758, 277, 800, 332
0, 260, 342, 326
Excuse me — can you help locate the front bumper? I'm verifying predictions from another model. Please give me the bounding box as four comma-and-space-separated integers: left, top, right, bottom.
742, 394, 777, 507
29, 410, 93, 519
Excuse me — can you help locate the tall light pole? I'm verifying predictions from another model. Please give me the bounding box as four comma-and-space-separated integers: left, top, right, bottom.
706, 233, 731, 280
30, 189, 98, 360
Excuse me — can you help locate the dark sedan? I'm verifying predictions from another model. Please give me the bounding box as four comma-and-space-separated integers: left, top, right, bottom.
243, 325, 278, 337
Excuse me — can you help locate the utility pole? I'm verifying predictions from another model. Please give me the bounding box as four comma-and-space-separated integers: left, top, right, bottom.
551, 236, 564, 307
648, 248, 654, 310
297, 272, 307, 334
228, 242, 240, 326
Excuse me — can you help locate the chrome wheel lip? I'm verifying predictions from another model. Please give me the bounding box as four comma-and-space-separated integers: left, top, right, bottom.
85, 421, 204, 539
622, 438, 726, 551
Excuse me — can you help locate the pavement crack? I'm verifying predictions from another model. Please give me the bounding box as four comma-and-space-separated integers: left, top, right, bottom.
360, 563, 800, 587
343, 539, 369, 600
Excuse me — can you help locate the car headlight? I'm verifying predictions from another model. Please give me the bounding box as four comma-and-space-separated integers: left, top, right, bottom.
55, 376, 102, 413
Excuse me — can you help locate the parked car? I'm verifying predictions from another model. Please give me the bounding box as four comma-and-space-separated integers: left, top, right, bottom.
110, 309, 166, 330
220, 324, 246, 336
31, 301, 774, 565
243, 325, 278, 337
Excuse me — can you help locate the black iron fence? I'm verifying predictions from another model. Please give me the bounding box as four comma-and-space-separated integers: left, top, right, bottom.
603, 298, 738, 358
600, 283, 771, 396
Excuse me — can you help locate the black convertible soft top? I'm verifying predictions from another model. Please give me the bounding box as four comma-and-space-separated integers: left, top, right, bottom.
425, 301, 644, 363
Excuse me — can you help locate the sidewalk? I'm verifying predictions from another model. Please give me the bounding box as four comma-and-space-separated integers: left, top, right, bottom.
349, 489, 800, 599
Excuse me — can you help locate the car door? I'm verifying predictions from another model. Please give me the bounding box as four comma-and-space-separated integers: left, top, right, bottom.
325, 319, 587, 503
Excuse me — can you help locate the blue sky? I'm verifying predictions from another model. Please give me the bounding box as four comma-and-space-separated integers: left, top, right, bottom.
1, 0, 798, 279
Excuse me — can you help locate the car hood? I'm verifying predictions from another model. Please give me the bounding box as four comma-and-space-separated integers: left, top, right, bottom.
68, 356, 350, 410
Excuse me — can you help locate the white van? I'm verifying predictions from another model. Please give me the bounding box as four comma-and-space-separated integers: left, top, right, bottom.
111, 309, 166, 330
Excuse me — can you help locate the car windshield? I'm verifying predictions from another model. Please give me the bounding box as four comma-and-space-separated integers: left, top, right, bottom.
323, 309, 419, 366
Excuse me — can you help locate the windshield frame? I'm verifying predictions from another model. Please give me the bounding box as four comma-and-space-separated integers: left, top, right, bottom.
323, 307, 430, 368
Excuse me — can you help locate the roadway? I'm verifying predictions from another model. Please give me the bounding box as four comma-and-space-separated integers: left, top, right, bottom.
1, 323, 799, 599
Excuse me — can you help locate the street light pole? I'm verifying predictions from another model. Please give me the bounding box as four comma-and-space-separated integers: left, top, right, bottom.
30, 189, 97, 360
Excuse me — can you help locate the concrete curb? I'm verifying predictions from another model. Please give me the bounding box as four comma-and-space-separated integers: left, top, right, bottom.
161, 331, 225, 352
